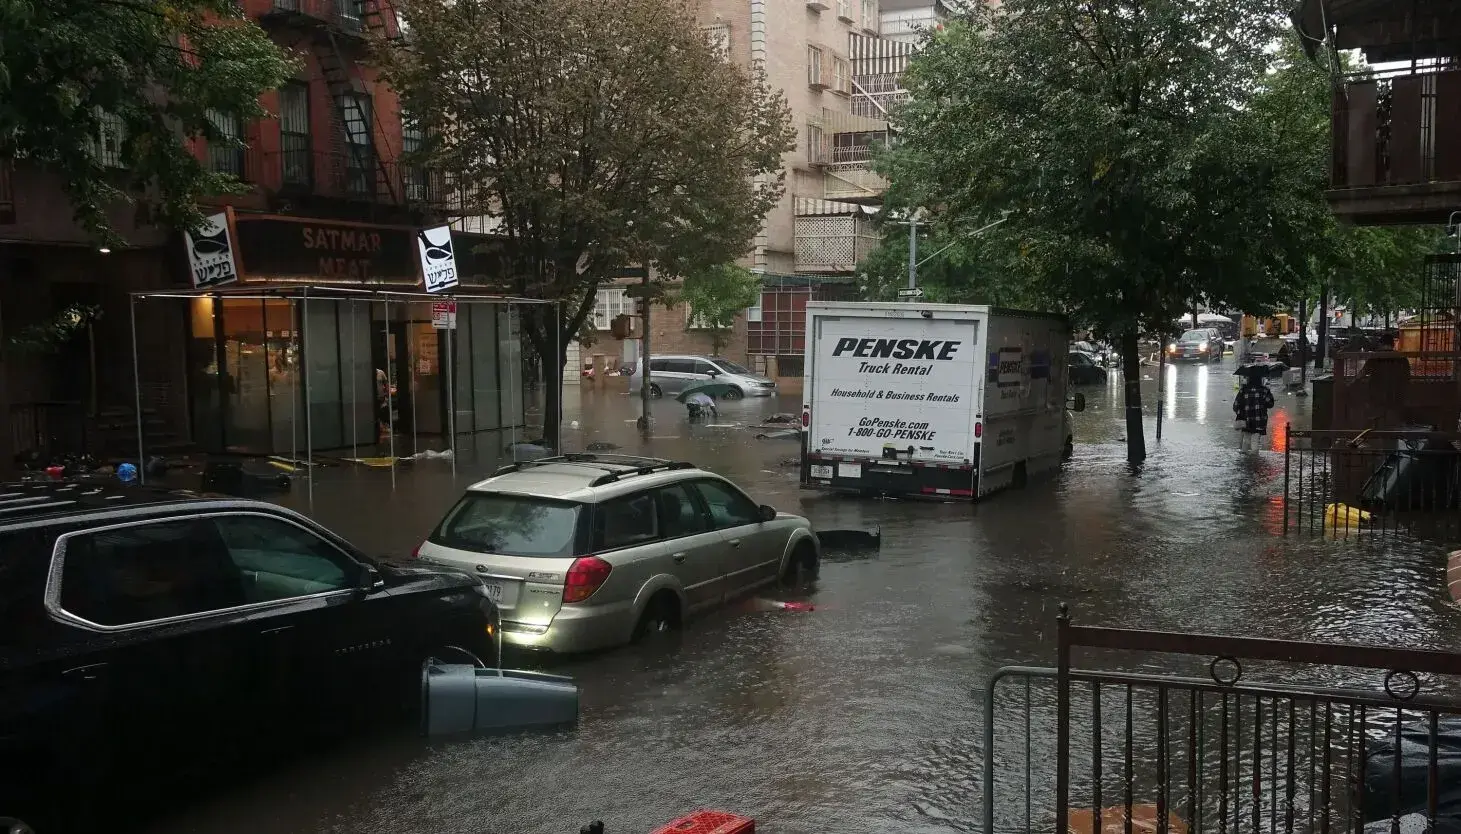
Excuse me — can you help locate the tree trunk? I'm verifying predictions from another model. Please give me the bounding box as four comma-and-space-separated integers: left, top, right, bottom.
1120, 329, 1146, 464
523, 308, 567, 450
1315, 283, 1329, 369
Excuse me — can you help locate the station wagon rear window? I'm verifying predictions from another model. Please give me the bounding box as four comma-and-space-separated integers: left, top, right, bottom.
431, 493, 582, 558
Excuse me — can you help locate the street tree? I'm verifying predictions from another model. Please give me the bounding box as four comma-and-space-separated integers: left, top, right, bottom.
878, 0, 1297, 462
378, 0, 795, 442
677, 263, 762, 355
0, 0, 297, 244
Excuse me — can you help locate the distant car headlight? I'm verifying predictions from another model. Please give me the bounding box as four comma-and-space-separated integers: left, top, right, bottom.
1199, 342, 1208, 351
1167, 343, 1177, 353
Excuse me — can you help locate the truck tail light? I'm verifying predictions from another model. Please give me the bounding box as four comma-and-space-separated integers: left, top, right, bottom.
974, 421, 983, 439
801, 406, 810, 428
563, 556, 613, 603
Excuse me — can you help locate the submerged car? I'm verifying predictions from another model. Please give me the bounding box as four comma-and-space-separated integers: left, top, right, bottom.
0, 483, 500, 832
1068, 350, 1109, 385
629, 355, 777, 398
414, 454, 821, 654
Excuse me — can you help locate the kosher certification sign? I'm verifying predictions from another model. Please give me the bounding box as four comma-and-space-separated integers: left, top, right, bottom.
416, 226, 460, 293
184, 212, 239, 288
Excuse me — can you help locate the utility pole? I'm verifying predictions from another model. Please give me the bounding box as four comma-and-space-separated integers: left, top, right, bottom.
637, 268, 652, 436
907, 212, 919, 290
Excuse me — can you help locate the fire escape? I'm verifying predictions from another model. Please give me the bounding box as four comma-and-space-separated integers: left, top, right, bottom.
259, 0, 403, 215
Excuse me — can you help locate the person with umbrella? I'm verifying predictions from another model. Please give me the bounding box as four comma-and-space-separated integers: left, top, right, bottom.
1233, 366, 1275, 450
676, 379, 739, 422
683, 390, 718, 422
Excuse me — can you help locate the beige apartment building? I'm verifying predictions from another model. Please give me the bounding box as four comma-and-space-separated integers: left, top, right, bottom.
573, 0, 918, 390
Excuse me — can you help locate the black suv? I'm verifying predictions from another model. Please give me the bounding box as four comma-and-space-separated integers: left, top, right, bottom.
0, 482, 500, 832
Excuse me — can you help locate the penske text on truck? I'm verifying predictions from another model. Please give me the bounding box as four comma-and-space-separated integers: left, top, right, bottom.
799, 302, 1078, 500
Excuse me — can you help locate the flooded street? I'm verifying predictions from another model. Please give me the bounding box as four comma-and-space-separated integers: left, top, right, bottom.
149, 362, 1461, 834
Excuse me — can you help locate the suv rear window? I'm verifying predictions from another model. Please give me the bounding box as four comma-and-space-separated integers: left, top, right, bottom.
431, 493, 583, 558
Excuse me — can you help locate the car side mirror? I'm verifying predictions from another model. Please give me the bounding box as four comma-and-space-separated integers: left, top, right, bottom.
355, 565, 382, 599
758, 504, 777, 522
706, 370, 720, 377
1071, 393, 1087, 412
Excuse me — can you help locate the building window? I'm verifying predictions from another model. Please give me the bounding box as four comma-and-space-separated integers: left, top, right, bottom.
335, 0, 363, 31
833, 56, 851, 95
807, 45, 824, 88
836, 0, 853, 21
91, 109, 126, 168
279, 83, 311, 186
338, 93, 373, 195
206, 109, 245, 178
703, 23, 730, 60
806, 124, 826, 164
746, 293, 764, 323
593, 288, 633, 330
862, 0, 876, 29
401, 111, 427, 202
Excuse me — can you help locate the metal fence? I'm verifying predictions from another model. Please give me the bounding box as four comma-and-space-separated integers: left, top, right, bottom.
983, 612, 1461, 834
1282, 429, 1461, 540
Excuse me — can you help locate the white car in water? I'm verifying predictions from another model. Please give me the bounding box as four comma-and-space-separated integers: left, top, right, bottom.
412, 454, 820, 653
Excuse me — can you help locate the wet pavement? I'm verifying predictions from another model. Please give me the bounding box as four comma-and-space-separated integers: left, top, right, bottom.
147, 359, 1461, 834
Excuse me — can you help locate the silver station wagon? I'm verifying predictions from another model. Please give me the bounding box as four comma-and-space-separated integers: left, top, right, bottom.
413, 454, 821, 653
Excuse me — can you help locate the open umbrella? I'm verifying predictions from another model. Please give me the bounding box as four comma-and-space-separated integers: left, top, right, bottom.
675, 380, 742, 402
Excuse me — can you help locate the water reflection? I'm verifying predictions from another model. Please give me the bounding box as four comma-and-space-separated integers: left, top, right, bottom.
147, 365, 1460, 834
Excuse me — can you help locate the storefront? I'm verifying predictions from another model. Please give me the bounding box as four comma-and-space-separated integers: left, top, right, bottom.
184, 215, 527, 456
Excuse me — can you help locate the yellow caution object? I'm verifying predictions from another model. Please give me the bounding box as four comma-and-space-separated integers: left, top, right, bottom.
1324, 502, 1371, 528
345, 456, 399, 468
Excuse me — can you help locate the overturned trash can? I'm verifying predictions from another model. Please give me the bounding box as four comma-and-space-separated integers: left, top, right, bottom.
422, 661, 579, 736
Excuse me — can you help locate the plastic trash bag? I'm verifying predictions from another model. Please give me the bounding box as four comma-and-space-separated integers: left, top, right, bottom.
1363, 719, 1461, 834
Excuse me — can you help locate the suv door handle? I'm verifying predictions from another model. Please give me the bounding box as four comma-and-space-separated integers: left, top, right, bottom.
260, 625, 293, 636
728, 539, 741, 548
672, 552, 687, 564
62, 663, 107, 682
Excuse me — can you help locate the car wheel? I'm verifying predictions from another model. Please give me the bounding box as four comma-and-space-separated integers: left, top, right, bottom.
632, 592, 680, 642
722, 387, 745, 400
781, 540, 820, 585
648, 383, 663, 398
1011, 461, 1028, 489
1063, 437, 1074, 461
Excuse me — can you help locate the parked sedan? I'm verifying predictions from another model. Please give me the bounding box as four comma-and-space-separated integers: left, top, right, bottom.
414, 454, 822, 654
1, 483, 500, 832
1068, 350, 1109, 385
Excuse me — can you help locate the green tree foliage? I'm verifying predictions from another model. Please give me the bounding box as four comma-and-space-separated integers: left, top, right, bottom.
859, 219, 1052, 308
875, 0, 1307, 461
378, 0, 795, 441
0, 0, 298, 244
677, 263, 761, 353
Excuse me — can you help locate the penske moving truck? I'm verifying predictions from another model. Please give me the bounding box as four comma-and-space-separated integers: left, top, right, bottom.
799, 302, 1083, 500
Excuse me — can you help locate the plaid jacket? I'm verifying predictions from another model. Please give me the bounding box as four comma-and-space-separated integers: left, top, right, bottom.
1233, 385, 1274, 432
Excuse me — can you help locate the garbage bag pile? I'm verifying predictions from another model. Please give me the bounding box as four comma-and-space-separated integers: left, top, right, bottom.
1363, 718, 1461, 834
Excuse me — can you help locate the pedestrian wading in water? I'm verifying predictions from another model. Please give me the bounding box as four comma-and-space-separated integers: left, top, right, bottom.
1233, 374, 1275, 450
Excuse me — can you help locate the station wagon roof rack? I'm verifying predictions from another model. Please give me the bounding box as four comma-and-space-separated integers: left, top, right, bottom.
489, 454, 697, 485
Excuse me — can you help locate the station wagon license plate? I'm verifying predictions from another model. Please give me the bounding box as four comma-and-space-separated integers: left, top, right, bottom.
810, 464, 834, 479
482, 581, 504, 603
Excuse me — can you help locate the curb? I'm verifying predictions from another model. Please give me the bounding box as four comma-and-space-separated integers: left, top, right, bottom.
1449, 550, 1461, 604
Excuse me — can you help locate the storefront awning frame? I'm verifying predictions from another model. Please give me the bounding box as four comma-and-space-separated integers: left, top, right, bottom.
126, 283, 563, 510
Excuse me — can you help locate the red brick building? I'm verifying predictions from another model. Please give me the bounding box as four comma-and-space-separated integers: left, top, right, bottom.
1, 0, 521, 467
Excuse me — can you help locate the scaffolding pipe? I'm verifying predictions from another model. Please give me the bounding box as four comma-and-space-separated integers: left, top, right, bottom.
386, 297, 396, 490
302, 288, 314, 511
130, 295, 145, 484
446, 307, 457, 478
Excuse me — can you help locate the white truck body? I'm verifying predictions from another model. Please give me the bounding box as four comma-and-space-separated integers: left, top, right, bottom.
799, 302, 1074, 500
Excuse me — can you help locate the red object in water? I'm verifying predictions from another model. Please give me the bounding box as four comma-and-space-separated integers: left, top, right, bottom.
650, 810, 755, 834
44, 465, 64, 480
774, 600, 815, 612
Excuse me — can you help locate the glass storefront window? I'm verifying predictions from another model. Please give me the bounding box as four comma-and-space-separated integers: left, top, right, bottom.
469, 304, 500, 437
263, 299, 300, 455
302, 300, 343, 450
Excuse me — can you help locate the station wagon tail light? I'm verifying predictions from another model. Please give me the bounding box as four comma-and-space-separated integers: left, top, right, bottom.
410, 542, 423, 559
563, 556, 612, 603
